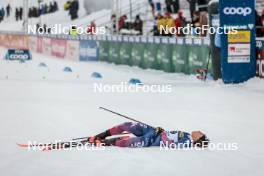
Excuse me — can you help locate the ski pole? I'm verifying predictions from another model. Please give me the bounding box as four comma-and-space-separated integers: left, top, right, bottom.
99, 107, 154, 128
72, 107, 154, 141
204, 49, 212, 81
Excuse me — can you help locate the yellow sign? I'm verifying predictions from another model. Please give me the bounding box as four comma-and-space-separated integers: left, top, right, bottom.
228, 31, 251, 43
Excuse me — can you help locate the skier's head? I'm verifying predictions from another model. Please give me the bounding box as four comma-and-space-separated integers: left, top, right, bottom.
191, 131, 209, 148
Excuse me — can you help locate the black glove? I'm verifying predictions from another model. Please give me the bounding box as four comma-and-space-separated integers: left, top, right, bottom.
155, 127, 164, 135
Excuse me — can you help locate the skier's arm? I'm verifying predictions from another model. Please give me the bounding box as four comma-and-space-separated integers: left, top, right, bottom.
116, 128, 161, 147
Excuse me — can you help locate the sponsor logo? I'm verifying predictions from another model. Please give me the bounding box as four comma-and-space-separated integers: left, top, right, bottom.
228, 31, 251, 43
224, 25, 248, 30
9, 54, 29, 60
223, 7, 252, 16
86, 48, 97, 57
248, 24, 254, 30
7, 49, 31, 60
51, 40, 66, 58
228, 44, 250, 56
228, 43, 251, 63
228, 56, 250, 63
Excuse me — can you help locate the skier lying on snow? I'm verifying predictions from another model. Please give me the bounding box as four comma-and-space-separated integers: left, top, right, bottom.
85, 122, 210, 148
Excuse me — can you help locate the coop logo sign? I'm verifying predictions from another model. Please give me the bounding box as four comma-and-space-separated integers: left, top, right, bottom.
10, 54, 29, 60
5, 49, 32, 61
223, 7, 252, 16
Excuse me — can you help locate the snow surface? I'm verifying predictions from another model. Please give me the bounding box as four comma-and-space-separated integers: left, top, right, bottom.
0, 47, 264, 176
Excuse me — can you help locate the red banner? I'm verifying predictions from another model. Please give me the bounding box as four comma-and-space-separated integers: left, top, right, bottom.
51, 39, 67, 58
42, 37, 51, 55
28, 36, 42, 53
0, 34, 29, 49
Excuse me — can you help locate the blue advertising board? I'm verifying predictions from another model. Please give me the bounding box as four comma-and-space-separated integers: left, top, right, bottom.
79, 40, 99, 61
5, 49, 32, 61
220, 0, 256, 83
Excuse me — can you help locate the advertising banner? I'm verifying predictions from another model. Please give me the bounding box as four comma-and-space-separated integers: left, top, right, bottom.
9, 35, 29, 49
171, 45, 189, 74
131, 43, 145, 67
0, 32, 215, 76
220, 0, 256, 83
142, 43, 158, 69
156, 43, 172, 72
28, 36, 42, 53
188, 46, 203, 73
66, 40, 79, 61
0, 35, 29, 49
79, 40, 98, 61
42, 37, 52, 55
5, 49, 32, 61
98, 41, 109, 62
256, 40, 264, 78
119, 42, 132, 66
0, 34, 8, 47
51, 38, 67, 58
28, 36, 38, 52
108, 42, 120, 64
227, 31, 251, 63
188, 45, 210, 74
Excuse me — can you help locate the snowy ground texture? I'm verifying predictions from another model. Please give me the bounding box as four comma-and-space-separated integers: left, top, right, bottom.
0, 47, 264, 176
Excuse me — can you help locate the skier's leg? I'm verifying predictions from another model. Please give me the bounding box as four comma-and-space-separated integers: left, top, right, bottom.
114, 136, 151, 147
90, 122, 140, 141
93, 129, 111, 139
90, 122, 152, 144
86, 122, 136, 146
109, 122, 150, 137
